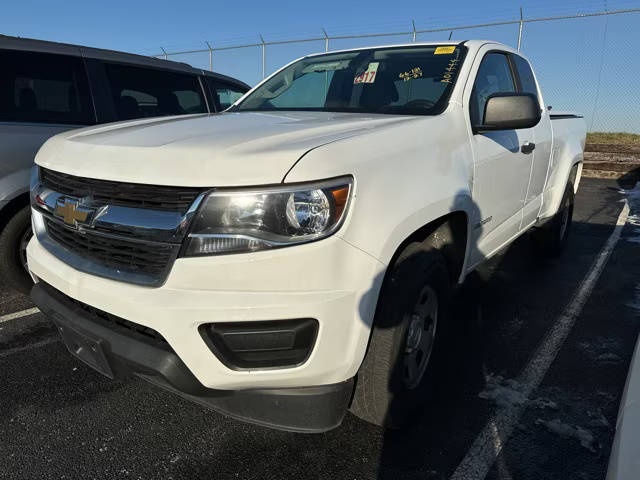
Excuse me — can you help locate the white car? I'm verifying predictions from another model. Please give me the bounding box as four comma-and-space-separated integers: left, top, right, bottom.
27, 40, 586, 433
607, 337, 640, 479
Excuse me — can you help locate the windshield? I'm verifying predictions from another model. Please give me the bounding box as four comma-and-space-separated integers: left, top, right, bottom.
236, 45, 466, 115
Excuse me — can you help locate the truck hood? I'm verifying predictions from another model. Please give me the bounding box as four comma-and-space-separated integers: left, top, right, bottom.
35, 111, 416, 187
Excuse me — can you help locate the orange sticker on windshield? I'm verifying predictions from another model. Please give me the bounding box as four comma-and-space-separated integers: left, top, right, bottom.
435, 46, 456, 55
354, 62, 379, 84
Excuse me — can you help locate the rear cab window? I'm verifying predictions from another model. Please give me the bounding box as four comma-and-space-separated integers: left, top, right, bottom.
0, 49, 94, 125
512, 54, 539, 98
104, 63, 208, 121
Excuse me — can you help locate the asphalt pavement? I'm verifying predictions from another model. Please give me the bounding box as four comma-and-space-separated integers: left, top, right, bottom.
1, 177, 639, 480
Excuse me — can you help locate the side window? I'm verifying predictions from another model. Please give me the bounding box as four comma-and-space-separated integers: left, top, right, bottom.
0, 49, 93, 125
470, 52, 516, 126
207, 79, 247, 110
104, 63, 207, 120
512, 55, 539, 98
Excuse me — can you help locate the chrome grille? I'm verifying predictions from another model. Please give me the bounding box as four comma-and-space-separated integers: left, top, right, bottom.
32, 167, 205, 287
40, 167, 204, 213
45, 218, 178, 280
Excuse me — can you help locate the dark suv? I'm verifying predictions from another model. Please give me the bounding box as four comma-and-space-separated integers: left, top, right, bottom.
0, 34, 250, 293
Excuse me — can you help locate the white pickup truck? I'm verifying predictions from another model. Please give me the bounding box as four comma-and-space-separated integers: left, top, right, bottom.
28, 40, 586, 433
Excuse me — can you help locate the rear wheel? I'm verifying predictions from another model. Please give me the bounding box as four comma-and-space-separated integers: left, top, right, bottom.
534, 181, 574, 257
350, 243, 451, 429
0, 206, 34, 295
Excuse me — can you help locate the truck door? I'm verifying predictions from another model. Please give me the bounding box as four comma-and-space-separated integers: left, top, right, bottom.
466, 50, 534, 265
511, 53, 553, 227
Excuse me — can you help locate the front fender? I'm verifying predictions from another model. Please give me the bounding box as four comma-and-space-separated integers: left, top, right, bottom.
283, 110, 475, 267
376, 192, 475, 268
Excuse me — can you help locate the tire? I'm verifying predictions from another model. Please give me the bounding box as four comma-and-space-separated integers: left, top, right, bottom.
534, 181, 575, 257
350, 243, 451, 429
0, 206, 34, 295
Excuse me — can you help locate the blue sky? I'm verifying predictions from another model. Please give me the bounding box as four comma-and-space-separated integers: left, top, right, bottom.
2, 0, 639, 132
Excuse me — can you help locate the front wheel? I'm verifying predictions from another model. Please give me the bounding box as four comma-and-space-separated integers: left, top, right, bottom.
0, 206, 34, 295
534, 181, 575, 257
350, 244, 451, 429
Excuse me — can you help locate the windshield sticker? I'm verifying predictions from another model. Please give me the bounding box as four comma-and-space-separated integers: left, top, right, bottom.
441, 57, 460, 84
435, 46, 456, 55
399, 67, 423, 82
354, 62, 379, 84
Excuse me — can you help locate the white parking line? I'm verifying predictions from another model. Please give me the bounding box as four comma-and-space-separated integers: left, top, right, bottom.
0, 307, 40, 324
0, 337, 59, 359
450, 199, 631, 480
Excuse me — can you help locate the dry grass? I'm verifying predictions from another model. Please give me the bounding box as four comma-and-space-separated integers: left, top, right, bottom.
587, 132, 640, 145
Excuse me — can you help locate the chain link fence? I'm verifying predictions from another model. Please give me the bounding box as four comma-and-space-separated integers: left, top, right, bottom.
154, 7, 640, 134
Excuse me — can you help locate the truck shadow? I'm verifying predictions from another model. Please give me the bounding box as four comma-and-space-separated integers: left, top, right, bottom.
356, 191, 488, 479
481, 130, 520, 153
170, 211, 616, 480
356, 190, 620, 479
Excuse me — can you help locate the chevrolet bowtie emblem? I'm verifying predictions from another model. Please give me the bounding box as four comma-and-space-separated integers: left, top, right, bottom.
54, 198, 92, 227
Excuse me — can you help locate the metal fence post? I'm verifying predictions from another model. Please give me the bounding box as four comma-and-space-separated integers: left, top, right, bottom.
205, 41, 213, 71
322, 28, 329, 52
517, 7, 524, 51
412, 20, 417, 42
259, 34, 266, 79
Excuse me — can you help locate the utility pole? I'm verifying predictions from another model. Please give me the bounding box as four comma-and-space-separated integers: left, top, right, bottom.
259, 34, 266, 79
517, 7, 524, 51
205, 41, 213, 71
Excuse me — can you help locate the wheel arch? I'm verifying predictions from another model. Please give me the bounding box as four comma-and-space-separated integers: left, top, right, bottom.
568, 161, 582, 193
539, 118, 585, 221
0, 191, 30, 234
383, 210, 470, 289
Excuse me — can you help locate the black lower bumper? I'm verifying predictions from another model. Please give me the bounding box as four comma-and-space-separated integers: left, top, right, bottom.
31, 282, 354, 433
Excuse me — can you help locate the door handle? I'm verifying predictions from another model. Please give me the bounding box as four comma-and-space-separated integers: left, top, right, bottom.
521, 142, 536, 154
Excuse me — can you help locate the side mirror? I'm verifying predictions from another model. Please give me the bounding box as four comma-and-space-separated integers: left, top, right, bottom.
474, 93, 541, 132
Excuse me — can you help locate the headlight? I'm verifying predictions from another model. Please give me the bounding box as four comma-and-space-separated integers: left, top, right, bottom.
182, 177, 352, 256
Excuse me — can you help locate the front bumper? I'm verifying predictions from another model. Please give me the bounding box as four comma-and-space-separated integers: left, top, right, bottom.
27, 229, 385, 391
32, 281, 353, 433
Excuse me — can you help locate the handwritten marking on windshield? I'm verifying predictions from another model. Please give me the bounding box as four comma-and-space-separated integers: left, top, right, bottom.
399, 67, 423, 82
441, 57, 460, 84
